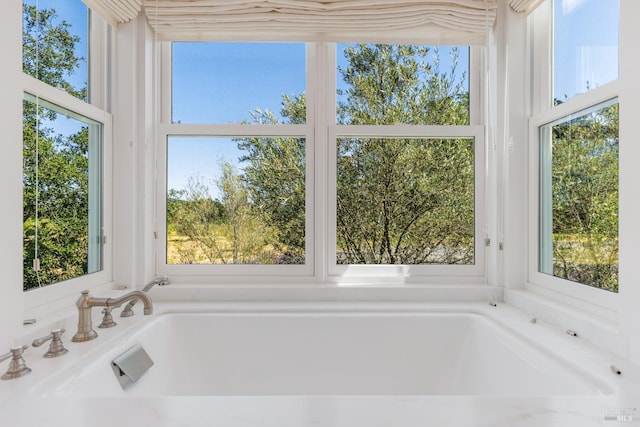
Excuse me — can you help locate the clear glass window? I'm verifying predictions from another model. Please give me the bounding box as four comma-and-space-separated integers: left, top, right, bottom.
23, 94, 103, 290
553, 0, 618, 104
336, 44, 469, 125
171, 42, 306, 124
539, 99, 618, 292
336, 137, 475, 265
164, 42, 481, 278
167, 136, 306, 265
22, 0, 89, 102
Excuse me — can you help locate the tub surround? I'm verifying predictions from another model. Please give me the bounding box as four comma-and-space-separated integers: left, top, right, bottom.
147, 282, 505, 304
505, 289, 628, 358
1, 300, 638, 426
34, 312, 612, 397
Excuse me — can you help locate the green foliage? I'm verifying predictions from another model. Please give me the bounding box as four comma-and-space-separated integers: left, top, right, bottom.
237, 107, 306, 263
167, 177, 228, 263
167, 101, 307, 265
23, 217, 88, 288
22, 4, 90, 290
167, 171, 278, 264
549, 103, 619, 291
218, 163, 276, 263
166, 42, 618, 289
336, 45, 473, 264
167, 44, 473, 266
337, 137, 474, 264
338, 45, 468, 125
22, 4, 86, 100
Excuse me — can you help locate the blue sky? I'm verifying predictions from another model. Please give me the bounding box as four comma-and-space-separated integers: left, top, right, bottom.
168, 43, 470, 195
24, 0, 89, 142
170, 42, 307, 194
24, 0, 88, 94
554, 0, 618, 101
25, 0, 619, 197
172, 42, 468, 126
168, 0, 620, 195
172, 42, 306, 124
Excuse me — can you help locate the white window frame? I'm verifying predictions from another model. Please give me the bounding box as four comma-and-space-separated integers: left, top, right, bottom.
157, 42, 485, 283
327, 125, 486, 282
526, 0, 619, 311
156, 42, 315, 279
23, 7, 113, 312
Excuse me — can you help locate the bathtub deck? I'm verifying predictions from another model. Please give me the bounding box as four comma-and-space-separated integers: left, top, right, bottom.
1, 301, 639, 427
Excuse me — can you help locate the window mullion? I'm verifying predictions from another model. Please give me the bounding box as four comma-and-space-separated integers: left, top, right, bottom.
313, 42, 334, 281
160, 42, 172, 124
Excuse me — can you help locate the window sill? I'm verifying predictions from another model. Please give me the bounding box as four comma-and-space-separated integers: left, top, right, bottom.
147, 282, 503, 304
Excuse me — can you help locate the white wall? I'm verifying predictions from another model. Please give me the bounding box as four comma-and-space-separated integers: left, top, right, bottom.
112, 20, 139, 289
0, 0, 24, 349
112, 15, 156, 289
499, 5, 528, 290
139, 18, 158, 288
618, 0, 640, 362
490, 2, 529, 290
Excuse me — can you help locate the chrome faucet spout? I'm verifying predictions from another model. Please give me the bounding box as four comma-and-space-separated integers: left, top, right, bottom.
120, 276, 169, 318
108, 291, 154, 315
72, 290, 153, 342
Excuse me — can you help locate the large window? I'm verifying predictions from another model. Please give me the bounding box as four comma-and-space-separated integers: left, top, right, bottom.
161, 42, 483, 279
331, 44, 481, 275
530, 0, 619, 295
22, 0, 110, 291
23, 95, 103, 290
164, 42, 309, 269
335, 136, 475, 265
166, 135, 306, 265
539, 99, 619, 292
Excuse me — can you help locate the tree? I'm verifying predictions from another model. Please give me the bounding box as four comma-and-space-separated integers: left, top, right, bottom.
336, 136, 474, 264
337, 45, 468, 126
549, 103, 619, 291
167, 167, 276, 265
22, 4, 86, 100
218, 163, 274, 263
237, 104, 306, 263
232, 45, 474, 266
335, 44, 474, 264
22, 4, 89, 289
167, 177, 229, 264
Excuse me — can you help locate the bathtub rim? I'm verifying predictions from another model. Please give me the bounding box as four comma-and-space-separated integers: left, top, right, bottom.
21, 301, 631, 398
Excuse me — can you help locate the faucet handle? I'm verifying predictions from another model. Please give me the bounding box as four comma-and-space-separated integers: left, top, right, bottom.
0, 345, 26, 363
0, 345, 31, 379
98, 307, 117, 328
32, 328, 68, 358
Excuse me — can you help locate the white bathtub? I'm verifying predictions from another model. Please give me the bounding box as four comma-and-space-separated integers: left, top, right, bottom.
34, 309, 612, 397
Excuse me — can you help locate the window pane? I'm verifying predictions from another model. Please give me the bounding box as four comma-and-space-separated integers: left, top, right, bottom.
22, 0, 88, 102
553, 0, 618, 104
336, 137, 475, 265
172, 43, 306, 124
167, 136, 306, 264
23, 94, 103, 290
539, 99, 618, 292
337, 44, 469, 125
